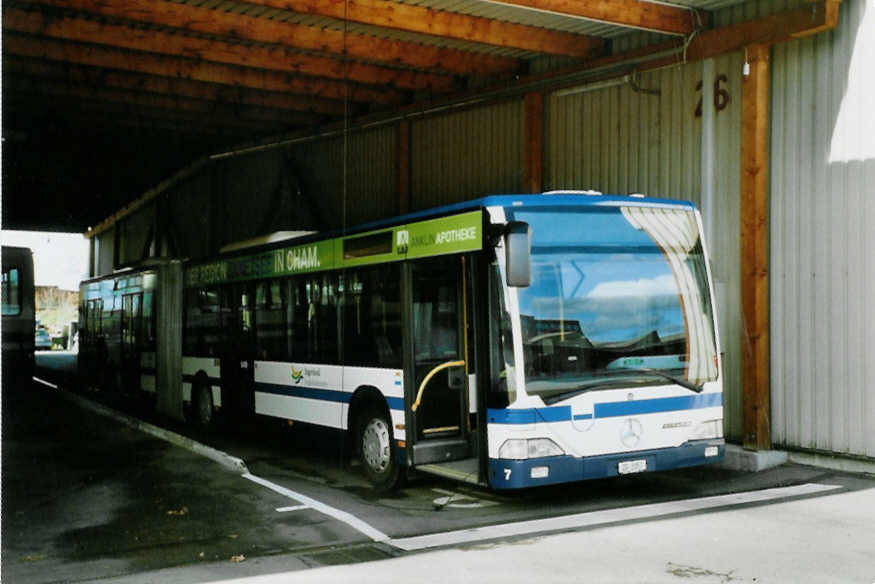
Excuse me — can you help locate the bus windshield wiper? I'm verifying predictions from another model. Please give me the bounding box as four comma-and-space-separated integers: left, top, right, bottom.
540, 377, 636, 405
618, 368, 704, 393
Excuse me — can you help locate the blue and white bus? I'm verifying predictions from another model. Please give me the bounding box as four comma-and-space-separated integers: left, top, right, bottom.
83, 192, 724, 490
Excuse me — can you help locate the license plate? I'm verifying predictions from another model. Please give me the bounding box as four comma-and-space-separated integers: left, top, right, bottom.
618, 459, 647, 475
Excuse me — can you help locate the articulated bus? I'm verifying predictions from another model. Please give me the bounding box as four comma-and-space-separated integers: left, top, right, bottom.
80, 193, 724, 490
2, 246, 36, 383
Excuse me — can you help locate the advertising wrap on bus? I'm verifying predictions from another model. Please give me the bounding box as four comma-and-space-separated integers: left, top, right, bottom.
185, 211, 483, 287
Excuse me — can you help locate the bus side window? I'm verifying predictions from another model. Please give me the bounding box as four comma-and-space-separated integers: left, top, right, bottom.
255, 280, 286, 361
342, 266, 402, 368
1, 267, 21, 315
183, 288, 202, 355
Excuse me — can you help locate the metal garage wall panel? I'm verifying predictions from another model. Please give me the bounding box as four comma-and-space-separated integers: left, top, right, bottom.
709, 52, 744, 443
544, 58, 745, 441
545, 64, 702, 201
166, 171, 214, 261
217, 149, 287, 247
118, 204, 155, 266
770, 0, 875, 458
289, 126, 397, 231
95, 228, 115, 276
410, 100, 524, 210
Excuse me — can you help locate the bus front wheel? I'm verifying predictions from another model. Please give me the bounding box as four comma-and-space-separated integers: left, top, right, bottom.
357, 405, 402, 491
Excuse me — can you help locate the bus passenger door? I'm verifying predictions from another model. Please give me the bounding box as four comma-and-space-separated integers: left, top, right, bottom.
407, 256, 472, 465
221, 283, 256, 425
120, 293, 142, 393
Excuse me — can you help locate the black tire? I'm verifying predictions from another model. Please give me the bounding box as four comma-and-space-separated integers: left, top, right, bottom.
193, 383, 214, 429
356, 404, 403, 491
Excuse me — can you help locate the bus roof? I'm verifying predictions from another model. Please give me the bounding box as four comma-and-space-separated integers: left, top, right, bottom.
238, 193, 697, 257
351, 193, 697, 235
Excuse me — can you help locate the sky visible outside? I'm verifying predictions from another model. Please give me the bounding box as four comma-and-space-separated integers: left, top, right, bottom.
1, 230, 89, 291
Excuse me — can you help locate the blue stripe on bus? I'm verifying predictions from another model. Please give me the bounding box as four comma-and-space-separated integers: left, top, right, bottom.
255, 382, 405, 411
488, 406, 571, 424
488, 393, 722, 425
594, 393, 722, 418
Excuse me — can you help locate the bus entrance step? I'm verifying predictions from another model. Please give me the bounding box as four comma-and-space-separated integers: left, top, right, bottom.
411, 437, 470, 465
417, 457, 482, 485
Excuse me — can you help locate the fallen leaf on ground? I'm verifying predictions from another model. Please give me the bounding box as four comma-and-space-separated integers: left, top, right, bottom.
231, 554, 246, 563
166, 506, 189, 516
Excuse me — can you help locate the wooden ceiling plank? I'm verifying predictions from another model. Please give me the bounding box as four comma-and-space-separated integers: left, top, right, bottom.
246, 0, 606, 57
2, 34, 405, 105
4, 8, 457, 92
25, 0, 521, 76
483, 0, 707, 36
4, 57, 351, 116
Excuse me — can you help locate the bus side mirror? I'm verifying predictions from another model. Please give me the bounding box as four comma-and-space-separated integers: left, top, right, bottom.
505, 221, 531, 287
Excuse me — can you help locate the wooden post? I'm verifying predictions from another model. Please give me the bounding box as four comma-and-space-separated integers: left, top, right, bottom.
740, 44, 771, 450
397, 119, 410, 214
524, 92, 543, 194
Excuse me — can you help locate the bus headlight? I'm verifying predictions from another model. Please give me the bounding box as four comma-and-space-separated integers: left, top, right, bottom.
692, 419, 723, 440
498, 438, 565, 460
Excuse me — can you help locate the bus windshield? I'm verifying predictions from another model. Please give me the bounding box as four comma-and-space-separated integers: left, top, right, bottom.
508, 205, 718, 403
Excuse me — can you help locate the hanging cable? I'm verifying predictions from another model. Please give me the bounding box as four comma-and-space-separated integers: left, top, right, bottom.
342, 0, 350, 236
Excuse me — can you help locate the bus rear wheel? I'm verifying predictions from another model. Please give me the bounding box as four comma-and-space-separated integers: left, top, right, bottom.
357, 405, 402, 491
193, 384, 214, 429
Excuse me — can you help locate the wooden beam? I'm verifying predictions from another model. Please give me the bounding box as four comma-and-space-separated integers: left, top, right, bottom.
2, 34, 405, 105
25, 0, 521, 77
4, 93, 287, 135
3, 76, 325, 127
524, 92, 543, 194
4, 57, 350, 116
246, 0, 606, 58
3, 8, 457, 93
486, 0, 707, 36
631, 0, 840, 71
5, 100, 251, 138
397, 120, 410, 215
740, 44, 771, 450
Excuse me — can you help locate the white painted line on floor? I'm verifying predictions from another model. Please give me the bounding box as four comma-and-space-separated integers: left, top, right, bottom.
242, 473, 390, 543
276, 505, 310, 513
33, 376, 59, 389
390, 482, 843, 551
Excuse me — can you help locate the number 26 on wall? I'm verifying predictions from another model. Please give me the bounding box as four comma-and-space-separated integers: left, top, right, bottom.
695, 74, 730, 117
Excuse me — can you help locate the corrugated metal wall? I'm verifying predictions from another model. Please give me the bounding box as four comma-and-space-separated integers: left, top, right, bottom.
769, 0, 875, 458
410, 100, 524, 209
544, 58, 745, 440
288, 125, 398, 230
117, 203, 155, 266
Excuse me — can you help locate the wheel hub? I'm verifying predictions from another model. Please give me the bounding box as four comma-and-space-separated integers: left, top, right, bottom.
362, 417, 391, 474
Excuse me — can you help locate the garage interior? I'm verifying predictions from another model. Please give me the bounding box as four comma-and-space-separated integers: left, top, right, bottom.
2, 0, 872, 464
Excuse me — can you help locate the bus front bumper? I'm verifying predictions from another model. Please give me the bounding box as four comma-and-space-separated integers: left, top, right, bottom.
488, 439, 725, 490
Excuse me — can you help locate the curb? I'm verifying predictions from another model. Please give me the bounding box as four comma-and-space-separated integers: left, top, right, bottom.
716, 443, 788, 472
37, 377, 250, 474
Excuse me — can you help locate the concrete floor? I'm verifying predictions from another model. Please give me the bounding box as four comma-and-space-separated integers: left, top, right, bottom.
4, 356, 874, 583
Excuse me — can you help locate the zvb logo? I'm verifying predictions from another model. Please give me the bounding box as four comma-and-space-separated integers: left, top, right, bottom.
396, 230, 409, 254
291, 367, 303, 385
620, 418, 643, 448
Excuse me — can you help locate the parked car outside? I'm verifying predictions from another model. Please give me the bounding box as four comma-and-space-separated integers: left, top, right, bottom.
34, 328, 52, 350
